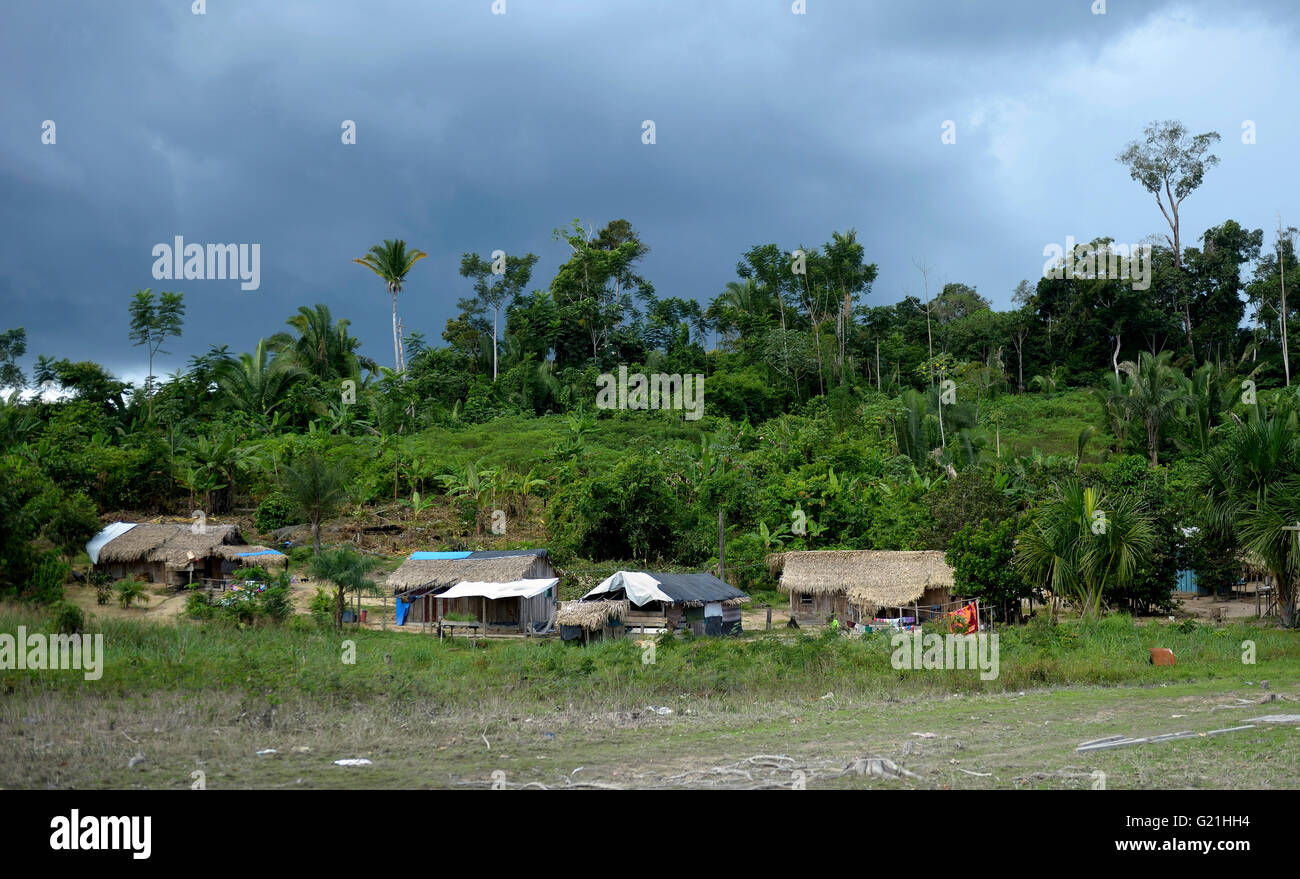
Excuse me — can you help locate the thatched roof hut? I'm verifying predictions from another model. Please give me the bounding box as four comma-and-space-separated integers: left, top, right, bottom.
88, 522, 261, 586
389, 549, 558, 632
772, 549, 954, 620
94, 523, 241, 565
387, 550, 551, 593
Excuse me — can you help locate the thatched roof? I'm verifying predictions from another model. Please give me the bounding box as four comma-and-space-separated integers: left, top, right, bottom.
1240, 549, 1270, 574
95, 523, 245, 570
557, 599, 630, 630
680, 597, 750, 608
216, 545, 289, 570
388, 555, 543, 593
773, 550, 954, 613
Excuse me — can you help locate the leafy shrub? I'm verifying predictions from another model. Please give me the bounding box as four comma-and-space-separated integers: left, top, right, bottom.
261, 586, 293, 623
254, 493, 299, 534
309, 588, 334, 629
210, 570, 294, 626
116, 577, 150, 609
946, 518, 1034, 620
185, 589, 212, 619
51, 600, 85, 634
548, 455, 682, 562
1016, 614, 1079, 651
90, 570, 113, 605
28, 551, 69, 604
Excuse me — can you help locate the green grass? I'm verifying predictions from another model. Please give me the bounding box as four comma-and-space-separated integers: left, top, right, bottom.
405, 412, 710, 474
3, 601, 1297, 789
3, 602, 1295, 709
996, 389, 1115, 462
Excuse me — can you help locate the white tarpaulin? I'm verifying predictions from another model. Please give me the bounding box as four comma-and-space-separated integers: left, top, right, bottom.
436, 578, 558, 600
583, 571, 673, 607
86, 522, 137, 565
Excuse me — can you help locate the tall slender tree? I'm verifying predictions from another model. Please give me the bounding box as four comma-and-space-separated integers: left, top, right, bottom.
128, 288, 185, 416
353, 239, 429, 374
459, 250, 538, 381
1117, 121, 1220, 357
281, 451, 350, 555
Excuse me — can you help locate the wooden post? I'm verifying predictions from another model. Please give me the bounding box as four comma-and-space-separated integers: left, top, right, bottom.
766, 605, 772, 631
717, 506, 725, 583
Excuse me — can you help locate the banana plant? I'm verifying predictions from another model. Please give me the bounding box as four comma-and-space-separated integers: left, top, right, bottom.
439, 459, 499, 536
804, 517, 829, 547
402, 488, 436, 523
752, 520, 791, 552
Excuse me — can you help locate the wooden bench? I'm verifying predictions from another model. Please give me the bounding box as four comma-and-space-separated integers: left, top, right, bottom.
437, 620, 482, 642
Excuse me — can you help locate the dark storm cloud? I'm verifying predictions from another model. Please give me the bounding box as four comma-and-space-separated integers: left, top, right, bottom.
2, 0, 1299, 385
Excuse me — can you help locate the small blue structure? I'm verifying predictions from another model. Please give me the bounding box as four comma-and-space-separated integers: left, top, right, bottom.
1175, 569, 1209, 595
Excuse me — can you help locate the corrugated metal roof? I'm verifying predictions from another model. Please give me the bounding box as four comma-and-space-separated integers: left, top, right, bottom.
586, 570, 745, 604
466, 549, 548, 560
648, 572, 746, 603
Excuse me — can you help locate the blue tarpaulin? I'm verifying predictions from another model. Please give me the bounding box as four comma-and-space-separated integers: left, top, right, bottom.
237, 550, 285, 558
395, 598, 410, 626
408, 551, 473, 560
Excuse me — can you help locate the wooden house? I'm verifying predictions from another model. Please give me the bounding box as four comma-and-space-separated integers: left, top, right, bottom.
86, 522, 286, 587
773, 550, 954, 626
387, 549, 558, 634
561, 570, 748, 640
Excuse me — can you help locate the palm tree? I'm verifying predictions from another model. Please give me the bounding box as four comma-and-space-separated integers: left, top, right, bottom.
710, 279, 778, 347
308, 546, 380, 631
1014, 479, 1155, 619
268, 304, 372, 382
213, 338, 304, 420
1202, 408, 1300, 627
1028, 365, 1067, 395
1091, 371, 1133, 454
181, 431, 254, 513
1182, 362, 1233, 456
1119, 350, 1188, 466
1074, 425, 1095, 472
281, 451, 350, 555
353, 239, 429, 374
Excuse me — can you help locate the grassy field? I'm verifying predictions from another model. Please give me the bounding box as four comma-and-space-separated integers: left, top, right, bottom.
2, 602, 1297, 789
996, 389, 1116, 462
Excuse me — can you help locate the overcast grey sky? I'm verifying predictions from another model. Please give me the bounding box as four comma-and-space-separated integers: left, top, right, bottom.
3, 0, 1298, 386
